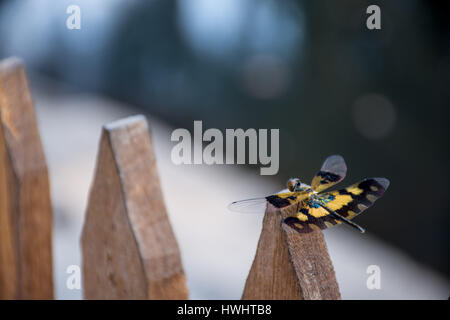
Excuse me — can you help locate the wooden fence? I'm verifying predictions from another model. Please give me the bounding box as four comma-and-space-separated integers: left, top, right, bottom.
0, 57, 340, 300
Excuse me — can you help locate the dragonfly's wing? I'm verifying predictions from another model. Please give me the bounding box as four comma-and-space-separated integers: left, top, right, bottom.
227, 197, 268, 213
310, 155, 347, 193
319, 177, 390, 219
228, 191, 307, 213
284, 178, 389, 233
266, 192, 308, 209
284, 203, 342, 233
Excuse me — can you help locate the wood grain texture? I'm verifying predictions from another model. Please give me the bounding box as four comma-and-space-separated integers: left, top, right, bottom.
242, 204, 340, 300
81, 115, 188, 299
0, 57, 54, 299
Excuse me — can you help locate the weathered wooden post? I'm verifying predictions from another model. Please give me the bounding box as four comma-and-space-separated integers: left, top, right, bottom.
242, 204, 340, 300
81, 115, 188, 299
0, 57, 54, 299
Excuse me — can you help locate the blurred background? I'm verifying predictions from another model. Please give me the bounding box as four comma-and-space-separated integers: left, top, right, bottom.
0, 0, 448, 299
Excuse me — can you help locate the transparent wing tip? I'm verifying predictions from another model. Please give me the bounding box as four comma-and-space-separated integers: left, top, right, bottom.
227, 197, 268, 214
373, 177, 390, 190
322, 155, 347, 176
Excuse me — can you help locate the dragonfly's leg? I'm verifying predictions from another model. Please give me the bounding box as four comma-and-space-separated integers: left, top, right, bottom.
316, 202, 366, 233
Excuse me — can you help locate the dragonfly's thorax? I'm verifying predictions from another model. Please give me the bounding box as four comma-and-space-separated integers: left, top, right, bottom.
305, 187, 315, 194
293, 183, 315, 194
297, 187, 318, 207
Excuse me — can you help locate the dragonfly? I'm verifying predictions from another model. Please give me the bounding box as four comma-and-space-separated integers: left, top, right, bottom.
228, 155, 389, 233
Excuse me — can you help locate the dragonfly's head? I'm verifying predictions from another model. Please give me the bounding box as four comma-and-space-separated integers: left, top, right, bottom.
287, 178, 302, 192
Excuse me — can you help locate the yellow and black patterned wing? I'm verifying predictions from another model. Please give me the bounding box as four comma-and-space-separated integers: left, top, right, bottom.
311, 155, 347, 193
319, 177, 389, 219
284, 203, 343, 233
284, 178, 389, 233
265, 191, 308, 209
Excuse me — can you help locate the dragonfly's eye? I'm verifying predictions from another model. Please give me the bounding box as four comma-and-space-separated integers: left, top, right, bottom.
287, 178, 300, 192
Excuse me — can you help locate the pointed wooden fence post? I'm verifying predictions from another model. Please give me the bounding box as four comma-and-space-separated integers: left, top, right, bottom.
81, 115, 188, 299
0, 57, 54, 299
242, 204, 340, 300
